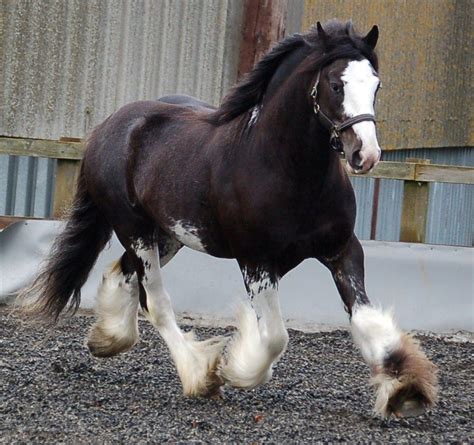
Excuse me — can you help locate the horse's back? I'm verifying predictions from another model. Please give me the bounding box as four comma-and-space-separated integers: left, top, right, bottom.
82, 97, 218, 234
158, 94, 216, 112
84, 98, 205, 167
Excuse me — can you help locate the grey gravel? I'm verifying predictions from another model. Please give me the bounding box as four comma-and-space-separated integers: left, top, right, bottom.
1, 308, 472, 444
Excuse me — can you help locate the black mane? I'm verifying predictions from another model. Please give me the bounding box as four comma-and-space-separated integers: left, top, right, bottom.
207, 20, 378, 125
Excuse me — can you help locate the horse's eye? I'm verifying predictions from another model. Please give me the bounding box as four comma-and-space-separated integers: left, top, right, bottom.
330, 83, 342, 94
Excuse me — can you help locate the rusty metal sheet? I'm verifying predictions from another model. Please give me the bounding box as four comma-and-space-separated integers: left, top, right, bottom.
303, 0, 473, 150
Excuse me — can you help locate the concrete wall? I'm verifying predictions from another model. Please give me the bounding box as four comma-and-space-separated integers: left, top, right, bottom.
2, 220, 472, 332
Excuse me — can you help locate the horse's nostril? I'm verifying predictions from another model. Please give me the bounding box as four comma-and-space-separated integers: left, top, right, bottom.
352, 150, 363, 167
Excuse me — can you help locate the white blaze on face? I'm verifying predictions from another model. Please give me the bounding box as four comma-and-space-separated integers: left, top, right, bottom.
341, 59, 381, 171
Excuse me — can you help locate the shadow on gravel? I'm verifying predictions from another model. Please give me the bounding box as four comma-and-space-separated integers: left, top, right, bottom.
1, 308, 472, 443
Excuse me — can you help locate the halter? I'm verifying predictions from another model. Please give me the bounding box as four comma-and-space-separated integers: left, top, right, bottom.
310, 72, 376, 153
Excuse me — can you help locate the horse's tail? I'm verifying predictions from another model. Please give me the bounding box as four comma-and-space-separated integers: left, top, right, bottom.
18, 162, 113, 322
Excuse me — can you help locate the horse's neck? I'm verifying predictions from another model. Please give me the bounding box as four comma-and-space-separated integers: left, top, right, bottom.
251, 75, 338, 182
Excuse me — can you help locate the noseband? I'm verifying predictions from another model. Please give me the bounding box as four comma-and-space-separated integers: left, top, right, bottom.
310, 72, 376, 153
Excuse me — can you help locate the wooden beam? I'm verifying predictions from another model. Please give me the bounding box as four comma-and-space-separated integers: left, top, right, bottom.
343, 160, 474, 184
415, 164, 474, 185
400, 159, 431, 243
343, 160, 416, 181
238, 0, 288, 79
364, 161, 416, 181
0, 136, 84, 160
52, 159, 81, 218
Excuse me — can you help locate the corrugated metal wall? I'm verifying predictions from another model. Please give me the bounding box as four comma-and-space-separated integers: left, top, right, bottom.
352, 148, 473, 246
0, 0, 244, 216
1, 0, 472, 245
1, 0, 243, 139
303, 0, 473, 150
302, 0, 473, 246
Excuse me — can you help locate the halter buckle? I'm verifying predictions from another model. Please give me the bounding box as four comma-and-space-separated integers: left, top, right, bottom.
330, 130, 344, 154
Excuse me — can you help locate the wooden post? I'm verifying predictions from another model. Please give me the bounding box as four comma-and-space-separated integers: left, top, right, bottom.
370, 178, 381, 240
400, 159, 431, 243
238, 0, 288, 79
53, 159, 80, 218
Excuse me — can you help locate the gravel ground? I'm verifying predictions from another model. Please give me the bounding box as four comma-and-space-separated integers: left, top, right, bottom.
1, 308, 472, 444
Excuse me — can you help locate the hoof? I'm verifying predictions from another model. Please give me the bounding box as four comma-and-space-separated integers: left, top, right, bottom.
372, 334, 438, 418
87, 325, 137, 358
387, 384, 432, 418
202, 371, 225, 400
178, 333, 227, 397
393, 399, 426, 418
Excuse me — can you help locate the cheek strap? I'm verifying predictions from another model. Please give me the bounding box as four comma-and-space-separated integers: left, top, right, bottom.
310, 72, 377, 153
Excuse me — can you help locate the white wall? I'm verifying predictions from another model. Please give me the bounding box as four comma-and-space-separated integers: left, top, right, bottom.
1, 220, 472, 332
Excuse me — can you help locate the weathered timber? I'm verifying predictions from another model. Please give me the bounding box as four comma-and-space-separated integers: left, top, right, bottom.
415, 164, 474, 185
343, 160, 474, 184
52, 159, 81, 218
0, 136, 84, 160
400, 159, 431, 243
238, 0, 288, 78
360, 161, 416, 181
1, 138, 472, 185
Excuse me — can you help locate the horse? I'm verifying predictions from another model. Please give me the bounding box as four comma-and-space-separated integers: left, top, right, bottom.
19, 20, 437, 418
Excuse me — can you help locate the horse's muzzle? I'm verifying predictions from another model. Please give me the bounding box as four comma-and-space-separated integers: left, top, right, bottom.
347, 147, 381, 174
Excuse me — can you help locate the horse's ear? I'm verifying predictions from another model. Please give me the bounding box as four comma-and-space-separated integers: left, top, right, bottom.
363, 25, 379, 50
316, 21, 328, 46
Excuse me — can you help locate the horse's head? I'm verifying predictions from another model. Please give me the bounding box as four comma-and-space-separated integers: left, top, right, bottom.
311, 23, 381, 174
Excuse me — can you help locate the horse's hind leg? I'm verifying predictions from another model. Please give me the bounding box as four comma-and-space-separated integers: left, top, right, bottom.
130, 234, 227, 397
87, 235, 182, 358
87, 252, 140, 357
323, 234, 438, 418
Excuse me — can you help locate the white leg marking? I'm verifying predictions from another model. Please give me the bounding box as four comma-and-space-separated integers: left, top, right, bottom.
350, 304, 401, 366
219, 275, 288, 389
87, 261, 139, 356
136, 243, 226, 396
351, 304, 403, 416
169, 220, 207, 253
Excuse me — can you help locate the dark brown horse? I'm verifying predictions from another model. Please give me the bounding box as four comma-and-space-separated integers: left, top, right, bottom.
20, 21, 437, 418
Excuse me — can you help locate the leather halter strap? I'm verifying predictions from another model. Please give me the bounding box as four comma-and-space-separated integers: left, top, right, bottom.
310, 72, 376, 153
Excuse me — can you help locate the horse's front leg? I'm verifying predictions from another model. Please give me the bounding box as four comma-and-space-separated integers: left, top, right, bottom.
324, 234, 438, 418
218, 265, 289, 389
